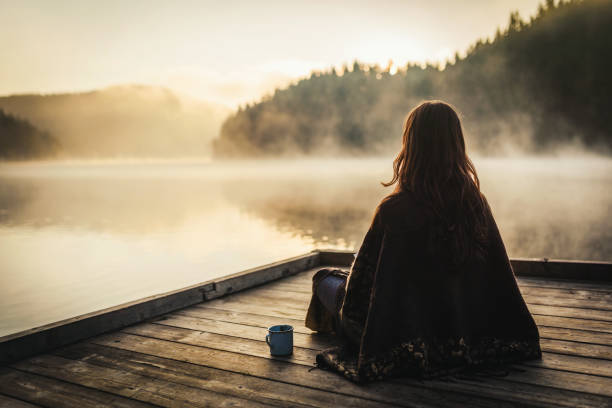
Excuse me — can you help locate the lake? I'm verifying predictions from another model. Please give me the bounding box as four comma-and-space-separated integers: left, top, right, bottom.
0, 157, 611, 337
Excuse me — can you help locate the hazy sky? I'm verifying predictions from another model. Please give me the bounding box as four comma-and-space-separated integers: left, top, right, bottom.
1, 0, 541, 107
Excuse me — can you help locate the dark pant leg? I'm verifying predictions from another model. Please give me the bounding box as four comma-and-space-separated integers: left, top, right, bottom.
315, 274, 347, 321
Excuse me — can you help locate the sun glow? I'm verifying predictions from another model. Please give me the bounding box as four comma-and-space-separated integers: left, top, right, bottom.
0, 1, 542, 106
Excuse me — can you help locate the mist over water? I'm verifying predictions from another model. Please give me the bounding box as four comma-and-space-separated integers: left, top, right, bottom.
0, 157, 610, 337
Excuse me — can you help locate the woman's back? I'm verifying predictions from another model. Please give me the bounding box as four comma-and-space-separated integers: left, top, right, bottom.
364, 191, 539, 347
306, 101, 541, 383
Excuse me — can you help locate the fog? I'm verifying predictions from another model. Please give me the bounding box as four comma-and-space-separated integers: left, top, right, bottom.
0, 85, 230, 159
0, 157, 610, 337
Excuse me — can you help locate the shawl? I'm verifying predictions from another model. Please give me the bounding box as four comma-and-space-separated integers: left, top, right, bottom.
305, 191, 541, 383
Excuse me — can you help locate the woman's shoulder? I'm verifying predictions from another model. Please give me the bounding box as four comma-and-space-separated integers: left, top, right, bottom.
377, 190, 420, 211
376, 191, 429, 229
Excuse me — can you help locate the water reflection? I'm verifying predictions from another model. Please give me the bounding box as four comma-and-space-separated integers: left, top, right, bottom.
0, 158, 610, 336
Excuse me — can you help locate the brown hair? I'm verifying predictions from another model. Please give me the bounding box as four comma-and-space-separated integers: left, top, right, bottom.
383, 100, 488, 265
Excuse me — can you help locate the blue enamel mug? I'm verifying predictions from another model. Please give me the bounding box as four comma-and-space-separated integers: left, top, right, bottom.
266, 325, 293, 356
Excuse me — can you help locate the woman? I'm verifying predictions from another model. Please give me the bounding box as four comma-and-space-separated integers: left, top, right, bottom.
305, 101, 541, 383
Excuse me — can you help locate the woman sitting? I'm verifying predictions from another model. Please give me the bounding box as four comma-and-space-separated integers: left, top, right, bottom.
305, 100, 542, 383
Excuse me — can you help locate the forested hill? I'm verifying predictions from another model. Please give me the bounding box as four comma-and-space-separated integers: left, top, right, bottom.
0, 110, 59, 160
214, 0, 612, 157
0, 86, 230, 159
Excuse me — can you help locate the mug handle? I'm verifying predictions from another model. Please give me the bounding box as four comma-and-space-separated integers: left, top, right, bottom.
266, 334, 271, 347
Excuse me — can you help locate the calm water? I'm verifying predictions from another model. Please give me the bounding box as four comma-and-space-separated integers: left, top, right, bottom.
1, 157, 611, 337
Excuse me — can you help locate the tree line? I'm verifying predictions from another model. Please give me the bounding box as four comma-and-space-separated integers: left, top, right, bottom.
214, 0, 612, 157
0, 110, 58, 160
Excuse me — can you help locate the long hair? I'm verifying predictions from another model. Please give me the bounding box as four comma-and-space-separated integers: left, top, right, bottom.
383, 100, 488, 266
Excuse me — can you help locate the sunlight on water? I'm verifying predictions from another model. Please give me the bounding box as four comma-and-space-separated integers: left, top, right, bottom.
0, 157, 610, 336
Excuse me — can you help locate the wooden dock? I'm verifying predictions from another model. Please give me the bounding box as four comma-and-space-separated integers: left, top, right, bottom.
1, 250, 611, 407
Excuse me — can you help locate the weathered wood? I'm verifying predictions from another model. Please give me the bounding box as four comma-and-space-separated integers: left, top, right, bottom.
524, 295, 612, 311
192, 301, 304, 322
540, 338, 612, 360
0, 367, 154, 408
0, 394, 40, 408
539, 326, 612, 346
91, 332, 580, 408
55, 342, 395, 408
534, 315, 612, 334
205, 295, 309, 317
13, 354, 268, 408
528, 304, 612, 323
178, 307, 312, 333
0, 252, 318, 364
203, 252, 319, 300
395, 373, 612, 408
518, 277, 612, 293
522, 352, 612, 378
520, 286, 612, 302
96, 331, 612, 407
123, 323, 318, 366
316, 249, 355, 266
154, 314, 335, 350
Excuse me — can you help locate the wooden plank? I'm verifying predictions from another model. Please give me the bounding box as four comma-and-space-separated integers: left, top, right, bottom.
153, 314, 335, 350
528, 304, 612, 323
539, 326, 612, 346
395, 373, 612, 408
87, 332, 542, 408
264, 282, 311, 294
540, 338, 612, 360
534, 314, 612, 333
0, 394, 40, 408
12, 354, 268, 408
0, 252, 318, 364
55, 342, 396, 408
518, 277, 612, 293
522, 353, 612, 378
317, 249, 354, 266
95, 331, 612, 408
520, 286, 612, 302
202, 253, 319, 300
124, 323, 317, 366
0, 367, 154, 408
205, 295, 309, 316
176, 307, 312, 333
524, 295, 612, 311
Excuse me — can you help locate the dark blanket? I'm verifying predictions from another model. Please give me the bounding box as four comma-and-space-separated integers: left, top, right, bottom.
305, 191, 541, 383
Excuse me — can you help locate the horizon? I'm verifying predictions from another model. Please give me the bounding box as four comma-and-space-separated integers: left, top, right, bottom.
1, 0, 541, 108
